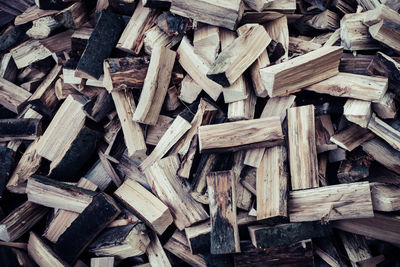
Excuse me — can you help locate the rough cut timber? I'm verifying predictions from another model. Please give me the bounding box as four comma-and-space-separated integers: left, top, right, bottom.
0, 118, 41, 141
369, 20, 400, 54
264, 16, 289, 62
367, 52, 400, 96
0, 201, 49, 242
10, 40, 53, 69
304, 72, 388, 102
0, 77, 32, 113
133, 45, 176, 125
199, 117, 283, 153
227, 83, 256, 121
315, 115, 337, 153
184, 220, 211, 254
146, 231, 171, 267
0, 53, 17, 82
53, 193, 121, 264
367, 113, 400, 151
288, 105, 319, 190
207, 25, 271, 87
207, 171, 240, 254
244, 0, 274, 12
193, 25, 220, 65
26, 16, 60, 40
343, 99, 372, 128
116, 1, 159, 55
177, 36, 222, 101
370, 182, 400, 212
339, 231, 373, 267
362, 138, 400, 175
145, 115, 173, 146
54, 2, 90, 30
330, 124, 375, 151
373, 91, 397, 119
260, 46, 343, 97
144, 25, 182, 55
170, 0, 244, 30
144, 155, 209, 230
75, 10, 125, 80
28, 232, 67, 267
288, 182, 374, 223
114, 179, 173, 235
91, 257, 114, 267
14, 6, 59, 25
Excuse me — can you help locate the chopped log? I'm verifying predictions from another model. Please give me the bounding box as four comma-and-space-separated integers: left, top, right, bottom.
315, 115, 337, 153
339, 53, 374, 75
288, 105, 319, 190
0, 119, 41, 142
177, 36, 222, 101
0, 77, 32, 114
0, 202, 49, 242
28, 232, 68, 267
53, 193, 121, 264
368, 113, 400, 151
133, 45, 176, 125
207, 171, 240, 254
54, 2, 90, 29
227, 84, 256, 121
264, 16, 289, 62
145, 115, 173, 146
330, 124, 375, 151
194, 25, 220, 65
114, 179, 173, 235
89, 224, 150, 259
111, 89, 147, 158
240, 166, 257, 195
369, 20, 400, 54
343, 99, 372, 128
38, 30, 73, 54
26, 16, 60, 39
363, 4, 400, 26
370, 182, 400, 212
289, 36, 322, 54
143, 26, 182, 55
362, 138, 400, 175
243, 0, 273, 12
259, 46, 342, 97
70, 27, 93, 58
314, 238, 348, 267
14, 6, 58, 25
288, 182, 374, 223
103, 56, 150, 93
337, 149, 372, 183
75, 10, 125, 80
91, 257, 114, 267
116, 1, 159, 55
165, 86, 181, 111
191, 153, 218, 204
207, 25, 271, 87
146, 231, 171, 267
373, 91, 397, 119
367, 52, 400, 96
0, 53, 17, 82
178, 75, 203, 104
249, 222, 332, 248
232, 151, 253, 211
82, 87, 113, 123
170, 0, 244, 30
185, 220, 211, 254
10, 40, 53, 69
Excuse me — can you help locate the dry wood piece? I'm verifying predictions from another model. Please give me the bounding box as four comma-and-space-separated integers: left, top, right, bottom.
28, 232, 67, 267
171, 0, 244, 30
178, 75, 203, 104
260, 46, 342, 97
91, 257, 114, 267
207, 25, 271, 87
227, 84, 257, 121
194, 25, 220, 65
207, 171, 240, 254
330, 124, 375, 151
304, 72, 388, 102
264, 16, 289, 62
339, 231, 373, 267
0, 119, 41, 142
14, 6, 58, 25
373, 91, 397, 119
146, 232, 171, 267
0, 201, 49, 242
26, 16, 60, 40
343, 99, 372, 128
54, 2, 90, 29
143, 26, 182, 55
289, 182, 374, 223
0, 77, 32, 113
116, 1, 159, 55
199, 117, 283, 153
289, 36, 322, 54
370, 182, 400, 212
184, 220, 211, 254
10, 40, 53, 69
368, 113, 400, 151
288, 105, 319, 190
145, 115, 173, 146
114, 179, 173, 235
315, 115, 337, 153
367, 52, 400, 96
369, 20, 400, 54
362, 138, 400, 175
0, 53, 17, 82
133, 45, 176, 125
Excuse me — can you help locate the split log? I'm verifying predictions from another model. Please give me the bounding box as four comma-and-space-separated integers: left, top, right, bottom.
90, 257, 114, 267
0, 119, 41, 142
10, 40, 53, 69
343, 99, 372, 128
314, 237, 347, 267
227, 84, 256, 121
339, 232, 374, 267
339, 53, 374, 75
337, 149, 372, 183
367, 52, 400, 96
0, 53, 17, 82
185, 220, 211, 254
178, 75, 203, 104
330, 124, 375, 151
146, 232, 171, 267
372, 91, 397, 119
70, 27, 92, 58
264, 16, 289, 62
145, 115, 173, 146
315, 115, 337, 153
54, 2, 90, 29
369, 20, 400, 54
362, 138, 400, 175
28, 232, 67, 267
143, 26, 182, 55
370, 182, 400, 212
26, 16, 60, 39
0, 77, 32, 113
14, 6, 58, 25
289, 36, 322, 54
367, 113, 400, 151
194, 25, 220, 65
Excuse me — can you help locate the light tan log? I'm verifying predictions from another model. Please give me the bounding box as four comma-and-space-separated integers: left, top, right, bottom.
10, 40, 53, 69
144, 26, 182, 55
193, 25, 220, 65
146, 232, 171, 267
362, 138, 400, 175
330, 124, 375, 151
369, 20, 400, 54
370, 182, 400, 212
178, 75, 203, 104
28, 232, 67, 267
145, 115, 173, 146
343, 99, 372, 128
264, 16, 289, 62
339, 231, 373, 267
0, 77, 32, 114
373, 91, 398, 119
368, 113, 400, 151
363, 4, 400, 26
227, 83, 256, 121
90, 257, 114, 267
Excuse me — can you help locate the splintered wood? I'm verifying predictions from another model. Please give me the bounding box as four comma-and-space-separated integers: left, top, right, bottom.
2, 0, 400, 266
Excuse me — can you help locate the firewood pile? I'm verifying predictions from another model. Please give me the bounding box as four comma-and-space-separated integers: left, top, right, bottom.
1, 0, 400, 266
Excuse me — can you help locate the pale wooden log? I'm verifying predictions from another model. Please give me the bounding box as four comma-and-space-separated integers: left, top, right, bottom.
244, 95, 295, 168
323, 28, 341, 47
368, 113, 400, 151
362, 138, 400, 175
244, 0, 274, 12
240, 166, 257, 195
144, 156, 209, 230
264, 16, 289, 62
90, 257, 114, 267
28, 232, 67, 267
15, 6, 58, 25
177, 37, 222, 101
10, 40, 53, 69
314, 238, 347, 267
343, 99, 372, 128
0, 53, 17, 82
114, 179, 173, 235
143, 26, 182, 56
370, 182, 400, 212
0, 202, 49, 242
165, 86, 181, 111
111, 90, 147, 158
257, 145, 288, 221
133, 45, 176, 125
318, 153, 329, 186
26, 16, 60, 39
262, 0, 296, 12
369, 20, 400, 54
178, 75, 203, 104
330, 124, 375, 151
289, 36, 322, 54
146, 232, 171, 267
289, 182, 374, 223
145, 115, 173, 146
304, 72, 388, 102
116, 1, 159, 55
207, 25, 271, 87
227, 83, 256, 121
185, 220, 211, 254
288, 105, 319, 190
339, 231, 373, 267
373, 91, 398, 119
356, 0, 381, 10
260, 46, 342, 97
232, 151, 253, 211
170, 0, 244, 30
207, 171, 240, 254
0, 77, 32, 113
199, 117, 283, 153
190, 153, 218, 204
194, 25, 220, 65
315, 115, 337, 153
364, 4, 400, 26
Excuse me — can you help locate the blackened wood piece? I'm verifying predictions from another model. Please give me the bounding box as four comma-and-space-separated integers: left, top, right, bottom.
0, 245, 20, 267
367, 52, 400, 96
337, 149, 372, 183
156, 12, 190, 36
82, 89, 114, 122
0, 147, 14, 198
35, 0, 71, 10
0, 119, 41, 141
75, 10, 125, 80
143, 0, 171, 9
267, 40, 285, 63
53, 193, 121, 264
0, 24, 30, 52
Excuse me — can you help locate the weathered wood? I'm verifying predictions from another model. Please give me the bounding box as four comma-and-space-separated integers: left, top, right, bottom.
54, 2, 91, 29
207, 25, 271, 87
337, 149, 372, 183
185, 220, 211, 254
362, 138, 400, 175
227, 83, 257, 121
264, 16, 289, 62
339, 231, 372, 267
0, 77, 32, 114
315, 115, 337, 153
289, 36, 322, 54
145, 115, 173, 146
370, 182, 400, 212
191, 153, 218, 204
207, 171, 240, 254
26, 16, 60, 39
367, 52, 400, 96
0, 119, 41, 142
369, 20, 400, 54
339, 53, 374, 75
90, 257, 114, 267
0, 53, 17, 83
194, 25, 220, 65
143, 26, 182, 55
10, 40, 53, 69
146, 231, 171, 267
330, 124, 375, 151
14, 6, 58, 25
114, 179, 173, 235
314, 238, 348, 267
368, 113, 400, 151
343, 99, 372, 128
260, 46, 342, 97
289, 182, 374, 223
28, 232, 68, 267
373, 91, 397, 119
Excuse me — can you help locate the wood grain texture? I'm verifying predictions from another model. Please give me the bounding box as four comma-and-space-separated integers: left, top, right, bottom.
362, 138, 400, 175
373, 91, 397, 119
0, 77, 32, 113
146, 231, 171, 267
194, 25, 220, 65
315, 115, 337, 153
369, 20, 400, 54
343, 99, 372, 128
339, 231, 372, 267
28, 232, 67, 267
370, 182, 400, 212
330, 124, 375, 151
368, 113, 400, 151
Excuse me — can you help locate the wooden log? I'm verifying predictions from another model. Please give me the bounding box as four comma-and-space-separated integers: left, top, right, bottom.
337, 150, 372, 183
249, 222, 332, 248
90, 257, 114, 267
0, 53, 17, 83
0, 119, 41, 142
185, 220, 211, 254
232, 151, 253, 211
193, 25, 220, 65
114, 179, 173, 235
54, 2, 90, 29
330, 124, 375, 151
170, 0, 244, 30
260, 46, 342, 97
314, 237, 348, 267
227, 84, 257, 121
363, 4, 400, 26
165, 86, 181, 111
133, 45, 176, 125
85, 160, 113, 192
103, 56, 150, 93
82, 87, 113, 123
111, 89, 147, 158
28, 232, 68, 267
177, 36, 222, 101
367, 52, 400, 96
369, 20, 400, 54
315, 115, 337, 153
178, 75, 203, 104
190, 153, 218, 204
370, 182, 400, 212
14, 6, 58, 25
146, 232, 171, 267
207, 25, 271, 87
362, 138, 400, 175
373, 91, 397, 119
288, 182, 374, 223
289, 36, 322, 54
116, 1, 159, 55
199, 117, 283, 153
26, 16, 60, 39
75, 10, 125, 80
343, 99, 372, 128
368, 113, 400, 151
339, 53, 374, 75
240, 166, 257, 195
144, 155, 209, 230
0, 77, 32, 114
145, 115, 173, 146
287, 105, 318, 190
0, 202, 49, 242
53, 193, 121, 264
264, 16, 289, 62
143, 26, 182, 55
89, 224, 150, 259
207, 171, 240, 254
11, 39, 54, 70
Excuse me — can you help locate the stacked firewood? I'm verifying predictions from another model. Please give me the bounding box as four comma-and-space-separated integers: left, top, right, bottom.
1, 0, 400, 266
